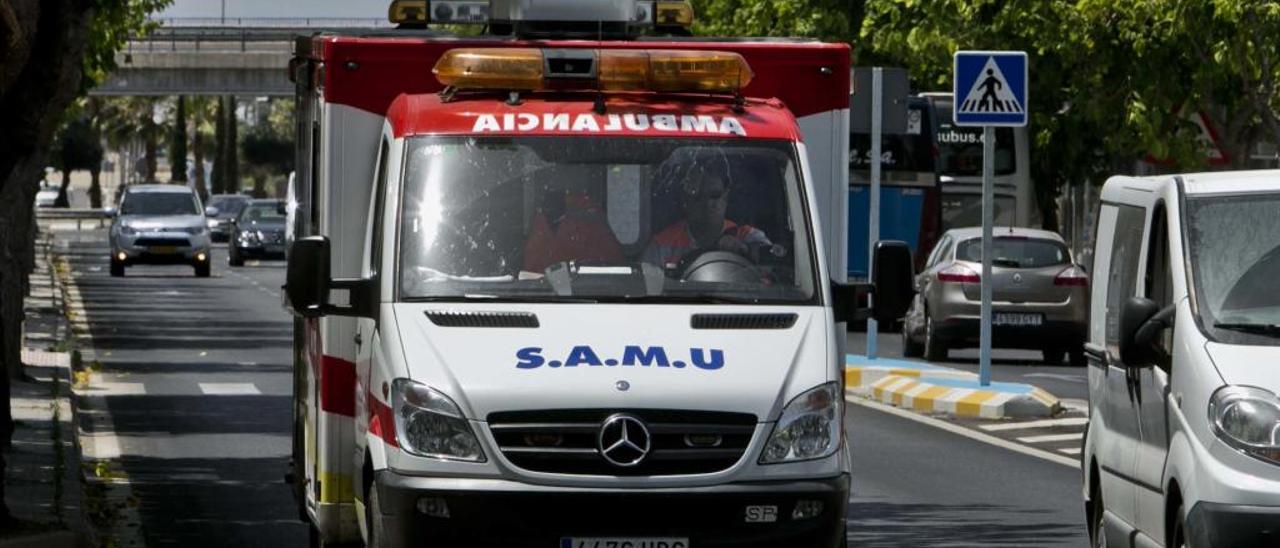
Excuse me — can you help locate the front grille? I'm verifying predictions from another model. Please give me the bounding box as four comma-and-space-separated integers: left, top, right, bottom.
488, 409, 756, 476
134, 237, 189, 247
261, 231, 284, 244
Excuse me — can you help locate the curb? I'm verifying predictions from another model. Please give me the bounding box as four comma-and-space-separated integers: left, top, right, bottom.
844, 355, 1061, 419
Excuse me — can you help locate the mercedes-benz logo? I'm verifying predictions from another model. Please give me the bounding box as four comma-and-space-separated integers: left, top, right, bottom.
598, 414, 651, 467
1013, 273, 1023, 284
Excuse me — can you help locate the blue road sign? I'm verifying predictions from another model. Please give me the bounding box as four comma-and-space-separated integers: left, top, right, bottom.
953, 51, 1027, 127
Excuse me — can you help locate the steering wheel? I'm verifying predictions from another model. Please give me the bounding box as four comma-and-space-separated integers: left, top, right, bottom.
678, 250, 762, 283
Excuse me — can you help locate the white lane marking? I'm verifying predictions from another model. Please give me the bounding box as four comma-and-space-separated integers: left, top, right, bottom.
979, 417, 1090, 432
1059, 447, 1082, 455
1024, 373, 1087, 383
198, 383, 262, 396
1017, 433, 1085, 444
1061, 398, 1090, 414
87, 382, 147, 396
846, 393, 1080, 469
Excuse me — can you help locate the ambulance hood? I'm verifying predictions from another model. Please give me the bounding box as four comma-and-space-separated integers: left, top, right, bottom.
392, 303, 831, 422
1205, 342, 1280, 392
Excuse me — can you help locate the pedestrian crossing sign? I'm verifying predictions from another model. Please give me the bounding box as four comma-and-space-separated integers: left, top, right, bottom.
953, 51, 1028, 127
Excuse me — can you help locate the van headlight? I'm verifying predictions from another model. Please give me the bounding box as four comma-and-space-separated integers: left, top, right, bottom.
1209, 385, 1280, 465
392, 379, 485, 462
760, 382, 841, 464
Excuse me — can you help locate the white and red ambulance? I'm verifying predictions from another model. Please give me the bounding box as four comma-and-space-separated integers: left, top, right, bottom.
285, 1, 913, 546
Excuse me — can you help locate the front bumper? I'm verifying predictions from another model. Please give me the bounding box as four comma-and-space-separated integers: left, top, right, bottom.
375, 472, 848, 548
1187, 501, 1280, 547
112, 232, 211, 266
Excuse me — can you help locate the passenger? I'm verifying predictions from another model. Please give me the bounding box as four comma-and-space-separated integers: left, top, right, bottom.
643, 163, 771, 269
522, 179, 624, 273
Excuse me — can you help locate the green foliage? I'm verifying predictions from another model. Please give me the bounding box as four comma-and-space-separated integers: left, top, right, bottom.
692, 0, 857, 40
54, 116, 104, 172
241, 98, 295, 176
81, 0, 174, 93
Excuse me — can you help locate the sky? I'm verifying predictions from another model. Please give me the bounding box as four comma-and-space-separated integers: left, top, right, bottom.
154, 0, 394, 20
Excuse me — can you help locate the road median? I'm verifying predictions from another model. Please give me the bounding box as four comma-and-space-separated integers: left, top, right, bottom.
845, 355, 1061, 419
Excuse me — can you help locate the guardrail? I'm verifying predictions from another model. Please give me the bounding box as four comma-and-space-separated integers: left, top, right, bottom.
35, 209, 110, 231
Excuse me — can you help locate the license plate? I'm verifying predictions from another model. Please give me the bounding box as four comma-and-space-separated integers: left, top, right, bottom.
993, 313, 1043, 327
150, 246, 178, 254
561, 538, 688, 548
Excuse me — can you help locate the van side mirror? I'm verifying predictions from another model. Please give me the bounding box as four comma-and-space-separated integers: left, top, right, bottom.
204, 206, 219, 217
872, 240, 915, 323
286, 237, 331, 318
1119, 297, 1174, 368
285, 235, 376, 319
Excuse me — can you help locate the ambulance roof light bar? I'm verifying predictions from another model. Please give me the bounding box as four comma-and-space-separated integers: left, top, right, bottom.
433, 48, 754, 95
388, 0, 693, 35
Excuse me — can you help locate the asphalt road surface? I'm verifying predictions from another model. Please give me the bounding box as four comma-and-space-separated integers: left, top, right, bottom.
57, 229, 1087, 547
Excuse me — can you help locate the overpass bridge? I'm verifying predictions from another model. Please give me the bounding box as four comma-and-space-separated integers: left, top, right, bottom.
91, 18, 395, 96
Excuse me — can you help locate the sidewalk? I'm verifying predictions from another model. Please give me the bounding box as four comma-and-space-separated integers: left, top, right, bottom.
3, 234, 85, 547
846, 354, 1062, 419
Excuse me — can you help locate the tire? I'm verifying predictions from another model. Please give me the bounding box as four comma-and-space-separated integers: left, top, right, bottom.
366, 484, 386, 548
922, 315, 948, 362
1043, 347, 1066, 365
109, 259, 125, 277
1089, 481, 1107, 548
902, 322, 924, 358
229, 245, 245, 267
1171, 504, 1188, 548
194, 261, 211, 278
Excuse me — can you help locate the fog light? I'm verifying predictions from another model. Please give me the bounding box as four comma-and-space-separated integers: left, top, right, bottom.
792, 500, 824, 520
196, 252, 208, 262
116, 252, 127, 261
416, 497, 450, 518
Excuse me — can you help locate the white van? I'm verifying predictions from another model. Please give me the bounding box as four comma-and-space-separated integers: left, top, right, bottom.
1083, 170, 1280, 547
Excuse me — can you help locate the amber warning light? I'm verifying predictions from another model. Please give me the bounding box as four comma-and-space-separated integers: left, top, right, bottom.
433, 48, 754, 94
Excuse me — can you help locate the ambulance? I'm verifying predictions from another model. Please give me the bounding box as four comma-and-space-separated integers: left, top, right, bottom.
283, 1, 914, 546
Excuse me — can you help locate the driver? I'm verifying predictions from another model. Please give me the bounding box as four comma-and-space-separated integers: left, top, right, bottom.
643, 163, 771, 269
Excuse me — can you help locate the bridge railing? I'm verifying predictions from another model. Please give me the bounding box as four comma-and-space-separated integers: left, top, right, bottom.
36, 209, 111, 231
128, 18, 397, 51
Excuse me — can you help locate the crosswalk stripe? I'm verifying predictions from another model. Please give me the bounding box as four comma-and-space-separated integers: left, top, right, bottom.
1017, 433, 1084, 444
979, 417, 1089, 432
88, 382, 146, 396
198, 383, 262, 396
1058, 447, 1082, 455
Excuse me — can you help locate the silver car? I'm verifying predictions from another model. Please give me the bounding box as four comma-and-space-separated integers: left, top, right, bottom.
107, 185, 213, 278
901, 227, 1089, 365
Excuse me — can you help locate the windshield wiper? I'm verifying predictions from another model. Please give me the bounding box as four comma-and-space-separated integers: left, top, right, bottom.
1213, 322, 1280, 336
403, 294, 600, 304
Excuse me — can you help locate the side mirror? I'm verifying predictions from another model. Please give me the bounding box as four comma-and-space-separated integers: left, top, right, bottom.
285, 235, 377, 319
286, 237, 330, 318
871, 240, 915, 323
103, 207, 117, 218
205, 206, 219, 217
1119, 297, 1174, 368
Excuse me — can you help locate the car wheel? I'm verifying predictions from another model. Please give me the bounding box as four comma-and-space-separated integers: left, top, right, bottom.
194, 261, 211, 278
229, 245, 245, 267
366, 484, 386, 548
922, 315, 948, 362
902, 320, 924, 358
1089, 481, 1107, 548
109, 259, 125, 277
1171, 504, 1188, 548
1043, 347, 1066, 365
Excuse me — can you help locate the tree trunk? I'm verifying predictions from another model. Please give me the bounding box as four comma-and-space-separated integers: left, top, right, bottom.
211, 95, 225, 194
193, 122, 207, 201
252, 173, 265, 198
54, 165, 70, 207
89, 166, 101, 208
144, 128, 157, 182
0, 0, 98, 523
171, 95, 188, 183
225, 95, 239, 192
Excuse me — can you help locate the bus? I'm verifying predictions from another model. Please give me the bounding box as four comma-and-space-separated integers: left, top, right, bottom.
920, 92, 1039, 231
848, 96, 943, 280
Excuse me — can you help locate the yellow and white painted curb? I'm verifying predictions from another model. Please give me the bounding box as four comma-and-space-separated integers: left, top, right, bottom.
844, 366, 1061, 419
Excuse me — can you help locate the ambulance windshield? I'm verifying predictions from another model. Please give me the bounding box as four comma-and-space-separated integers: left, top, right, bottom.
397, 137, 817, 304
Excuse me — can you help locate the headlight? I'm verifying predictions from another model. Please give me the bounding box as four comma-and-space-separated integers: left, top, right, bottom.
1209, 385, 1280, 465
119, 225, 137, 236
760, 382, 842, 464
238, 230, 259, 244
392, 379, 485, 462
206, 219, 218, 229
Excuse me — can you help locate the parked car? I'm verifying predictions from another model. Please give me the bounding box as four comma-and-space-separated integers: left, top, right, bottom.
107, 184, 212, 277
1083, 169, 1280, 548
901, 226, 1089, 364
34, 180, 59, 208
228, 199, 286, 266
204, 194, 250, 242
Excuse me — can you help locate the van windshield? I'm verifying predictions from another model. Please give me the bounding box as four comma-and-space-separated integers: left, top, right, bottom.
1187, 192, 1280, 343
397, 136, 816, 304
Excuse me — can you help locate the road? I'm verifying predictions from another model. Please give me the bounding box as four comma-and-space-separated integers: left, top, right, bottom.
57, 229, 1087, 547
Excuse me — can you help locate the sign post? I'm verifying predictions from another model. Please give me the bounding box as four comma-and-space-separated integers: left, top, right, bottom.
952, 50, 1028, 387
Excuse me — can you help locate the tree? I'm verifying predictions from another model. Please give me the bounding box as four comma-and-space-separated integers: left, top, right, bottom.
170, 95, 187, 184
0, 0, 170, 525
189, 96, 215, 201
224, 95, 239, 192
51, 114, 103, 207
241, 98, 295, 198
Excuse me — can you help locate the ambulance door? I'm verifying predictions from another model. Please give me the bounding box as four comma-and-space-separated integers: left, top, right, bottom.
354, 136, 391, 500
